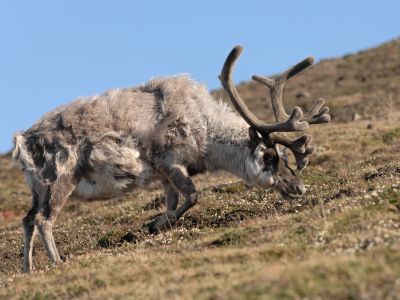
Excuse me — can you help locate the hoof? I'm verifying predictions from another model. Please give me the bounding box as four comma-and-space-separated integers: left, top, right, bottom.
146, 213, 176, 234
146, 219, 162, 234
22, 267, 33, 274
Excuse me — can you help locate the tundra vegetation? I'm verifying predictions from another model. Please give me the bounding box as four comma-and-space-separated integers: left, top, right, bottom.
1, 39, 400, 299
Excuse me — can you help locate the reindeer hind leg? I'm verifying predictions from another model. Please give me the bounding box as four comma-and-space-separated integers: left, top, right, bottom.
22, 190, 40, 273
35, 174, 75, 265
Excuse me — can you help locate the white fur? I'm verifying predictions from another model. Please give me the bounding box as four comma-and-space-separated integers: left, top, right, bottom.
13, 76, 282, 200
245, 145, 275, 188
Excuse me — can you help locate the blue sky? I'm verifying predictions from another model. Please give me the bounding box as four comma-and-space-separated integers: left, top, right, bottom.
0, 1, 399, 153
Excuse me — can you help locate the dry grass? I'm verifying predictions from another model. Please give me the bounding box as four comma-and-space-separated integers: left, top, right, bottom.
1, 39, 400, 299
1, 118, 400, 299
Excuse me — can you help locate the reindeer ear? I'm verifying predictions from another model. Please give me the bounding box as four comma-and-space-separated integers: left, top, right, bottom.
248, 127, 261, 151
276, 144, 289, 165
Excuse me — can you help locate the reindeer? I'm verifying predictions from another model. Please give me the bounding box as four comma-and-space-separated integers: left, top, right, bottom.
13, 46, 330, 273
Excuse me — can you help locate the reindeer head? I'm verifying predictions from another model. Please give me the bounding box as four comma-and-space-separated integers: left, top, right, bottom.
220, 46, 330, 200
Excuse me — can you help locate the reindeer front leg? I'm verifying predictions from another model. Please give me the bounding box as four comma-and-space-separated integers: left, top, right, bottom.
147, 178, 180, 232
162, 177, 179, 212
147, 164, 197, 234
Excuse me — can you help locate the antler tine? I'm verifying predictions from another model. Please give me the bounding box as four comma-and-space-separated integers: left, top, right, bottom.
219, 46, 309, 136
301, 98, 331, 124
271, 133, 315, 170
252, 57, 314, 123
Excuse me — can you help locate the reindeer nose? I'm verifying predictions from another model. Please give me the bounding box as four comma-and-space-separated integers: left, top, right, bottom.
296, 184, 307, 195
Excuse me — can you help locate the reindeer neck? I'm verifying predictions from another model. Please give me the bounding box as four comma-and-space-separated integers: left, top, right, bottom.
204, 117, 252, 181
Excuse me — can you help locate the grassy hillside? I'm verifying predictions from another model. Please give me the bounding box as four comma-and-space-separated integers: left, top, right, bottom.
1, 39, 400, 299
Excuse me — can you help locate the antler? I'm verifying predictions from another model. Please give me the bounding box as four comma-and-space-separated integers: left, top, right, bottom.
252, 58, 330, 124
251, 53, 330, 169
219, 46, 331, 170
219, 46, 309, 136
270, 134, 315, 170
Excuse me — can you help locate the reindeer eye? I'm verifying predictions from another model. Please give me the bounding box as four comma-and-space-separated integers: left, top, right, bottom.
263, 153, 273, 163
263, 148, 277, 164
